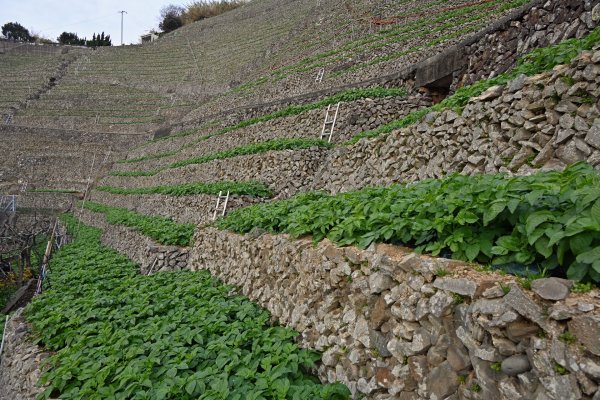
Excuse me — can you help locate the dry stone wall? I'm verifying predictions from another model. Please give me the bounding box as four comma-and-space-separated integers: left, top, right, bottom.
188, 227, 600, 400
182, 0, 595, 126
124, 94, 429, 170
455, 0, 600, 90
311, 48, 600, 194
88, 190, 263, 225
0, 125, 150, 192
17, 192, 76, 212
0, 309, 49, 400
76, 209, 189, 274
102, 147, 328, 199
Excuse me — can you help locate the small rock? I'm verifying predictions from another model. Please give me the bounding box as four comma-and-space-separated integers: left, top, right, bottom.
504, 285, 548, 330
375, 367, 395, 388
501, 354, 531, 376
476, 85, 504, 101
506, 320, 539, 341
447, 343, 471, 371
550, 304, 577, 321
433, 277, 477, 297
370, 330, 392, 358
508, 74, 526, 93
577, 302, 595, 313
586, 119, 600, 149
568, 315, 600, 356
531, 277, 571, 301
429, 290, 454, 317
540, 375, 582, 400
482, 285, 506, 299
369, 272, 395, 294
593, 3, 600, 22
425, 361, 459, 399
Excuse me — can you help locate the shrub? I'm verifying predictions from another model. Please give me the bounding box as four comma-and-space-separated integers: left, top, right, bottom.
182, 1, 246, 24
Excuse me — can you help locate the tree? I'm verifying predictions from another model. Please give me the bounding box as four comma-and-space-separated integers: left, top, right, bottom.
58, 32, 85, 45
1, 22, 32, 42
87, 32, 111, 47
159, 5, 184, 33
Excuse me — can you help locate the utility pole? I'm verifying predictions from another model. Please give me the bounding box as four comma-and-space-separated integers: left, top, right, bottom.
118, 10, 127, 45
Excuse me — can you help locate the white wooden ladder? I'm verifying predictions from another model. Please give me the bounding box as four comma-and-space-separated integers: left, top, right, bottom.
320, 102, 340, 143
212, 191, 230, 220
315, 68, 325, 83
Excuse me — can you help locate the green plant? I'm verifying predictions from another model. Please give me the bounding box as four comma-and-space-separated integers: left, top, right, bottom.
537, 329, 547, 339
26, 215, 351, 399
218, 163, 600, 283
490, 362, 501, 372
559, 331, 577, 344
571, 282, 594, 294
499, 283, 511, 295
111, 138, 333, 176
97, 180, 272, 198
435, 267, 449, 277
82, 201, 195, 246
457, 375, 467, 385
517, 267, 548, 290
553, 361, 568, 375
470, 383, 481, 393
452, 293, 465, 305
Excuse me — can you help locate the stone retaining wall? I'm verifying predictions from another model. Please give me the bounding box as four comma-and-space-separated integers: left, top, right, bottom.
17, 192, 76, 212
124, 94, 430, 169
188, 227, 600, 400
88, 190, 264, 225
102, 147, 329, 199
181, 0, 597, 131
455, 0, 600, 90
76, 208, 189, 274
0, 309, 49, 400
310, 48, 600, 194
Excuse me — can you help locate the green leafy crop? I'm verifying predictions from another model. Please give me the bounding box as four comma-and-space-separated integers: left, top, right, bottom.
26, 215, 350, 400
218, 163, 600, 283
97, 180, 273, 198
111, 138, 333, 177
82, 202, 195, 246
349, 26, 600, 143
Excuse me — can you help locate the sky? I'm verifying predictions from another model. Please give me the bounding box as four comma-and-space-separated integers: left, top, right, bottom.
0, 0, 177, 45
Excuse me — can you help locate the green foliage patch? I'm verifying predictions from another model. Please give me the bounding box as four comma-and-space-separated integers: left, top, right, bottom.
26, 215, 350, 399
97, 180, 273, 198
349, 26, 600, 143
218, 163, 600, 283
82, 202, 195, 246
111, 138, 333, 176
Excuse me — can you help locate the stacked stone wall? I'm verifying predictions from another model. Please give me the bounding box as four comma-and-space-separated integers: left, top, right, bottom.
188, 228, 600, 400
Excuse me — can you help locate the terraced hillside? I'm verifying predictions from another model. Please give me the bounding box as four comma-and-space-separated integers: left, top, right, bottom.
0, 50, 77, 118
7, 0, 551, 135
2, 0, 600, 399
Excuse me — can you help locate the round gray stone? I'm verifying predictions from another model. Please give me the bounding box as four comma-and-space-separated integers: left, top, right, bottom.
531, 277, 570, 301
501, 354, 531, 376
